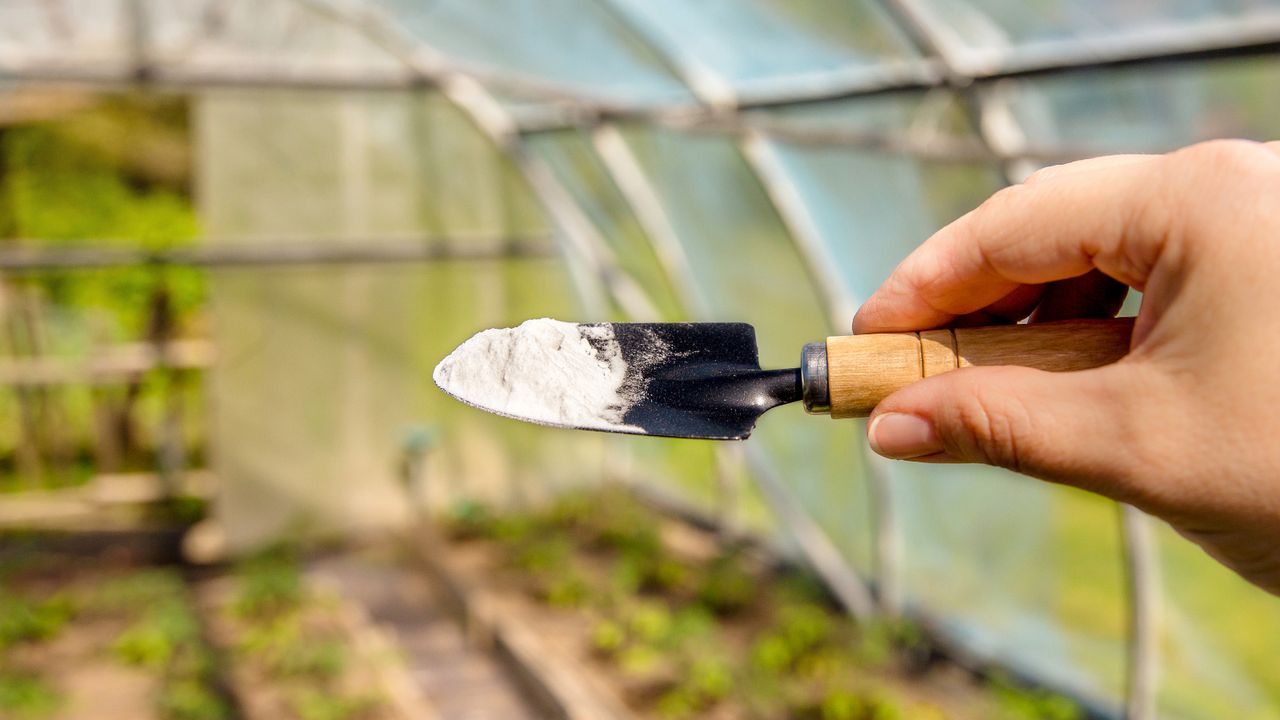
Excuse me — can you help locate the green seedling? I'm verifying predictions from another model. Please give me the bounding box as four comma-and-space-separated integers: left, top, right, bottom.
158, 677, 230, 720
591, 619, 626, 655
863, 694, 904, 720
751, 633, 794, 673
627, 603, 674, 644
794, 647, 857, 682
0, 670, 63, 720
289, 688, 382, 720
686, 657, 733, 701
654, 688, 699, 720
232, 548, 305, 620
668, 606, 716, 643
166, 495, 210, 525
540, 574, 591, 608
609, 555, 644, 597
854, 617, 928, 669
236, 614, 346, 681
990, 674, 1083, 720
87, 569, 186, 613
818, 689, 862, 720
546, 491, 595, 528
696, 551, 755, 615
511, 536, 572, 574
776, 602, 836, 656
444, 499, 494, 540
114, 599, 200, 669
268, 636, 346, 680
0, 593, 74, 649
617, 645, 664, 678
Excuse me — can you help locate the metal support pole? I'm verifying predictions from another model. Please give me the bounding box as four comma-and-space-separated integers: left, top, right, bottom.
740, 129, 902, 615
713, 443, 743, 545
590, 121, 878, 622
1122, 505, 1161, 720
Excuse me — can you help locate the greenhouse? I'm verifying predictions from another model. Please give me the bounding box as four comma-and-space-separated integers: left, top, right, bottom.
1, 1, 1279, 719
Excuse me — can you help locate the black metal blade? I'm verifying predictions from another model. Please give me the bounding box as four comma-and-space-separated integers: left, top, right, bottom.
610, 322, 801, 440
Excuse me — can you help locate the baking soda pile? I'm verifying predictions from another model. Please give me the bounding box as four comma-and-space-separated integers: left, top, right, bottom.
432, 318, 646, 433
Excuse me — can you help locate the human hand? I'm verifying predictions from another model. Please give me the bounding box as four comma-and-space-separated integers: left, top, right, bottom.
853, 140, 1280, 594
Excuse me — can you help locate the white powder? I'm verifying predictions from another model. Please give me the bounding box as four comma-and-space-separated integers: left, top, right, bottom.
432, 318, 646, 433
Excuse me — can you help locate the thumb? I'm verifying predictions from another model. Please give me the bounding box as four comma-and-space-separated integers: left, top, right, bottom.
867, 364, 1144, 497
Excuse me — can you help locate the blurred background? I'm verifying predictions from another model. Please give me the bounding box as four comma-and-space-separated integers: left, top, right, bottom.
1, 1, 1279, 720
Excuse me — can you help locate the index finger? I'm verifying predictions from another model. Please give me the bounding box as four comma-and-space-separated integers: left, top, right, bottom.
853, 154, 1164, 333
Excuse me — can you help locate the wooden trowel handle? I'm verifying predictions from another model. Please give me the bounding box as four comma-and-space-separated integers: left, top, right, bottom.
818, 318, 1135, 419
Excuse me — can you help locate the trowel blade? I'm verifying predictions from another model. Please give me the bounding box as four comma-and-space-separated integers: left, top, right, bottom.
433, 320, 801, 440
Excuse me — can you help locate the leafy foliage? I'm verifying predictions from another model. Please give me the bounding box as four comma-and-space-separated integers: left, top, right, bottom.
0, 670, 63, 719
455, 487, 1089, 720
0, 592, 74, 650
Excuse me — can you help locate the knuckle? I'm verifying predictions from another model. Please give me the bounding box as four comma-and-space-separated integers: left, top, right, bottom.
960, 184, 1034, 257
939, 374, 1032, 472
1173, 139, 1273, 177
974, 183, 1032, 226
1021, 164, 1063, 186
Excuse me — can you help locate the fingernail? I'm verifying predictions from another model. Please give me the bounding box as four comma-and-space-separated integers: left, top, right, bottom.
868, 413, 942, 459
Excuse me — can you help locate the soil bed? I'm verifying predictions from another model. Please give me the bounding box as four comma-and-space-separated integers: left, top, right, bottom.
432, 486, 1083, 720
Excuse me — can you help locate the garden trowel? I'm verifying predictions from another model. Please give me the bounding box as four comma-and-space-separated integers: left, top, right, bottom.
434, 318, 1133, 441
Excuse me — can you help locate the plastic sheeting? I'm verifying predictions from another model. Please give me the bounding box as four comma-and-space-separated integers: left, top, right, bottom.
379, 0, 693, 105
1000, 55, 1280, 154
7, 2, 1279, 717
197, 90, 604, 545
608, 126, 876, 574
603, 0, 924, 103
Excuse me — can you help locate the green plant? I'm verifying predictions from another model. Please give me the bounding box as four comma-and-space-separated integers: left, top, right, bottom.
696, 551, 755, 615
776, 603, 836, 656
158, 677, 230, 720
444, 499, 494, 540
627, 603, 674, 645
685, 656, 732, 702
0, 670, 63, 720
654, 688, 699, 719
289, 688, 382, 720
751, 633, 794, 673
511, 536, 572, 574
0, 593, 74, 649
268, 636, 346, 680
617, 645, 664, 679
591, 619, 626, 655
808, 649, 866, 683
113, 598, 200, 669
854, 618, 927, 669
540, 574, 591, 608
232, 547, 305, 620
991, 675, 1083, 720
88, 569, 186, 613
236, 614, 345, 680
819, 689, 862, 720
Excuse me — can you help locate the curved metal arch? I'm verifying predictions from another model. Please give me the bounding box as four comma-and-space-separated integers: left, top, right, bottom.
581, 0, 886, 622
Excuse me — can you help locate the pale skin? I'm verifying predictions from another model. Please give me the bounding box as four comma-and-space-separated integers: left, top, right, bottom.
855, 139, 1280, 595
